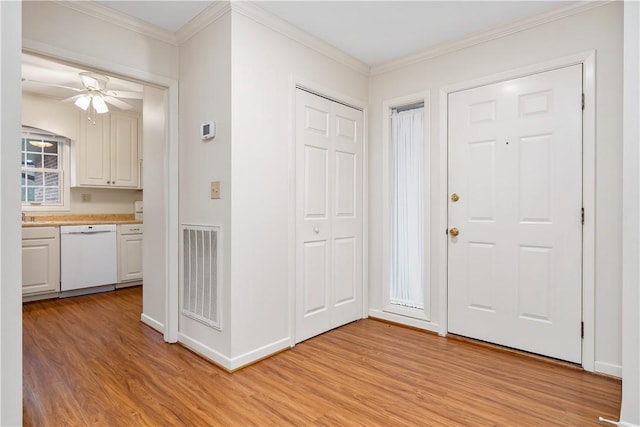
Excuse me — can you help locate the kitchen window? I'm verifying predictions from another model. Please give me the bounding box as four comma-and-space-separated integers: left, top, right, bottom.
21, 126, 70, 211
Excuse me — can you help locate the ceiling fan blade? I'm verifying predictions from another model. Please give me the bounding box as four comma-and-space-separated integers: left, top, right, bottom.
23, 79, 84, 92
103, 96, 133, 110
61, 95, 84, 103
105, 90, 142, 99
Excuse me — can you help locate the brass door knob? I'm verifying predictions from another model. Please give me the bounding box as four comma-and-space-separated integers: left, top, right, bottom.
449, 227, 459, 237
451, 193, 459, 202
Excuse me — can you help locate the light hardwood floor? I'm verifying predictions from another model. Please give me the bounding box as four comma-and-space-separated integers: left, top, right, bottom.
23, 287, 621, 426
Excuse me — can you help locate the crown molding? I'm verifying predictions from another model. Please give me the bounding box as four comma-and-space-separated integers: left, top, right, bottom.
230, 1, 370, 76
52, 1, 178, 46
371, 1, 611, 76
176, 1, 231, 44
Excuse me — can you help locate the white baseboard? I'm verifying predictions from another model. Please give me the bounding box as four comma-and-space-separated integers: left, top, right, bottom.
178, 334, 291, 371
229, 337, 290, 370
179, 333, 233, 370
369, 309, 440, 334
140, 313, 164, 334
595, 361, 622, 378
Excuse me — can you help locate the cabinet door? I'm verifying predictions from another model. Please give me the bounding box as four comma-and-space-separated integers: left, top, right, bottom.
22, 235, 60, 296
78, 113, 111, 186
110, 112, 139, 188
118, 234, 143, 282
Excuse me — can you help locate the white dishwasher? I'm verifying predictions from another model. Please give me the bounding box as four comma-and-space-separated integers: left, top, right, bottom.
60, 224, 117, 295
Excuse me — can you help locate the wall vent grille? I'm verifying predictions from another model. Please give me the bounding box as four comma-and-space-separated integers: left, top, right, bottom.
182, 225, 221, 330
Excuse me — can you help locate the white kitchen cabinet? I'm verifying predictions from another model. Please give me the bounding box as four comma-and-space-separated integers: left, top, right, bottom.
117, 224, 143, 287
74, 111, 140, 188
22, 227, 60, 299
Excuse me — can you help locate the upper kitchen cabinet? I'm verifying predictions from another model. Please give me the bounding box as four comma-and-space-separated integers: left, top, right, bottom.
73, 111, 140, 188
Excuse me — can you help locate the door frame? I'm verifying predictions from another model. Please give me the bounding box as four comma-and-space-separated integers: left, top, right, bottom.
288, 78, 369, 347
438, 51, 596, 371
22, 38, 181, 344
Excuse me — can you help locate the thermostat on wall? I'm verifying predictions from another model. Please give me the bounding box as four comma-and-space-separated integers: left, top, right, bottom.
201, 121, 216, 141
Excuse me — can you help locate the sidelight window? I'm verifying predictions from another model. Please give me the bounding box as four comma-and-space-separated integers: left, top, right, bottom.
390, 104, 425, 310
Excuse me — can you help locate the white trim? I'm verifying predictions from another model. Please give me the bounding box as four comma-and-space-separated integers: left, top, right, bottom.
371, 2, 609, 76
176, 1, 231, 44
362, 97, 370, 322
178, 333, 233, 370
381, 91, 431, 322
21, 39, 181, 346
165, 82, 180, 344
231, 2, 369, 76
438, 91, 449, 337
438, 51, 597, 369
369, 309, 439, 334
52, 0, 177, 46
289, 78, 369, 346
178, 333, 290, 371
595, 361, 623, 378
288, 75, 297, 349
141, 313, 165, 334
581, 52, 597, 373
229, 337, 290, 370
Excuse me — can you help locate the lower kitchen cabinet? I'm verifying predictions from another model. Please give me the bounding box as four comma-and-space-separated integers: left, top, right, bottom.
22, 226, 60, 299
117, 224, 143, 287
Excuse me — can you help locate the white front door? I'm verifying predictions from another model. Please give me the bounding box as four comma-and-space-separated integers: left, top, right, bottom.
448, 65, 583, 363
295, 89, 363, 343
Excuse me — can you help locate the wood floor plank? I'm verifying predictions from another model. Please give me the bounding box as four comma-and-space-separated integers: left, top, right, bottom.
23, 287, 621, 426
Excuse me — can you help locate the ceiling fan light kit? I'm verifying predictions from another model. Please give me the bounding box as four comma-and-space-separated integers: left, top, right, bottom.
92, 95, 109, 114
23, 67, 140, 125
74, 95, 91, 111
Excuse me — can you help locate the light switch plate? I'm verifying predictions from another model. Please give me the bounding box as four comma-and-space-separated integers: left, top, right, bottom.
210, 181, 221, 199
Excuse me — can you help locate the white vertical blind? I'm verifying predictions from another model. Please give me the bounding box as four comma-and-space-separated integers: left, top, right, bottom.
390, 107, 425, 309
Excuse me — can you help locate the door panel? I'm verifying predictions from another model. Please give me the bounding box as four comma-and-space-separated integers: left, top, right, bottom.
296, 89, 363, 343
448, 65, 583, 363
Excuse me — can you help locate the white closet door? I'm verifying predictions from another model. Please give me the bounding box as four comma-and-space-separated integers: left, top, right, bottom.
295, 89, 363, 343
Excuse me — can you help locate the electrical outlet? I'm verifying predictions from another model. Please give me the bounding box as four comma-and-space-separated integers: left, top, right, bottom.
81, 193, 91, 202
210, 181, 221, 199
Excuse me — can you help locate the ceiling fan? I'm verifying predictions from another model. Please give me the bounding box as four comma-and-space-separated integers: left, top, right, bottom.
24, 71, 142, 114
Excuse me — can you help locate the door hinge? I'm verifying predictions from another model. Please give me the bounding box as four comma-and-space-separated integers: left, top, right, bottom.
581, 207, 585, 225
581, 93, 585, 111
581, 321, 584, 338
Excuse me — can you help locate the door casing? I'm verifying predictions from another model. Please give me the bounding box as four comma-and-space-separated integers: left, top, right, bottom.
438, 51, 596, 371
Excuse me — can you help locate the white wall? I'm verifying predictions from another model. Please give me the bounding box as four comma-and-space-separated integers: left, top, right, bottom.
368, 3, 623, 374
229, 9, 368, 362
621, 1, 640, 424
178, 11, 232, 358
22, 2, 178, 80
0, 1, 23, 424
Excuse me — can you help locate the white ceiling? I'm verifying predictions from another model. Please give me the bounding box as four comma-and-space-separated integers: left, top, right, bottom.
95, 0, 215, 32
96, 0, 575, 66
254, 1, 572, 66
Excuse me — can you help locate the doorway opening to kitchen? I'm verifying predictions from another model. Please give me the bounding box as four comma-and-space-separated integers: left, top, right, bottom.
20, 50, 175, 340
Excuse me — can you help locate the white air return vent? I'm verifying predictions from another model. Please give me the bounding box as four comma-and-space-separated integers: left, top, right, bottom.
182, 225, 221, 330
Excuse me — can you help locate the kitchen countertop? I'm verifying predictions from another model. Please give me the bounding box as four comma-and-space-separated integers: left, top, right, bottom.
22, 213, 142, 227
